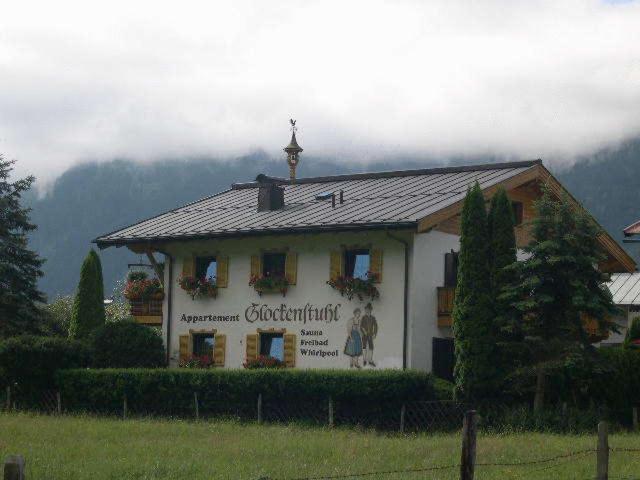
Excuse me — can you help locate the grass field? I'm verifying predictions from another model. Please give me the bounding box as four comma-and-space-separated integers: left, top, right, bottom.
0, 413, 639, 480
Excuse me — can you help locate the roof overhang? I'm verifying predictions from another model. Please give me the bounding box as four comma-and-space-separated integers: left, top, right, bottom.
95, 222, 417, 251
416, 163, 636, 273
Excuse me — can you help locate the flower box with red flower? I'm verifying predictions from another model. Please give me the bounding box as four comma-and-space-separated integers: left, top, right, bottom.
124, 272, 164, 322
243, 355, 286, 369
327, 271, 380, 301
248, 274, 290, 296
180, 354, 214, 368
177, 275, 218, 300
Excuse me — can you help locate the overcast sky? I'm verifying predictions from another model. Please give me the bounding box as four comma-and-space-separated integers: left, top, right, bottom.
1, 0, 640, 184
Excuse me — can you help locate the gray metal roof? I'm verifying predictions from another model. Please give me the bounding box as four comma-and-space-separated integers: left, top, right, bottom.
94, 160, 541, 246
607, 273, 640, 306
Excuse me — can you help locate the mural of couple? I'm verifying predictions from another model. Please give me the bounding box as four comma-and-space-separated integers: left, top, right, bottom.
344, 303, 378, 368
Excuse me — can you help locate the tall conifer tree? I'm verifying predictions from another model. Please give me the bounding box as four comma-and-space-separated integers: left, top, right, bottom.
501, 186, 618, 410
488, 187, 517, 296
0, 158, 46, 337
69, 250, 106, 338
452, 182, 498, 401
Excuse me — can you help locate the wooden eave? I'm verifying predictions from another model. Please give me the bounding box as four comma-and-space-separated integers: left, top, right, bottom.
416, 163, 636, 273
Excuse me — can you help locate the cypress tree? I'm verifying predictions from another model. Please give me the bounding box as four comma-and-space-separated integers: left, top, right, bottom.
502, 186, 618, 410
487, 188, 519, 389
69, 250, 106, 338
0, 158, 46, 337
487, 187, 517, 296
452, 182, 498, 401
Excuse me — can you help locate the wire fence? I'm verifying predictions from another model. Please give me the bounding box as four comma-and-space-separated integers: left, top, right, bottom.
1, 384, 469, 432
3, 387, 640, 479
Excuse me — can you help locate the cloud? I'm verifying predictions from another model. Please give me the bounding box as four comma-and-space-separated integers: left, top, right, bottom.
1, 0, 640, 184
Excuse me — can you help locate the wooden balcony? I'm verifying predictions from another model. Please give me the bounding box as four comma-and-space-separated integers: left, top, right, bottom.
129, 299, 163, 326
437, 286, 455, 327
581, 313, 610, 343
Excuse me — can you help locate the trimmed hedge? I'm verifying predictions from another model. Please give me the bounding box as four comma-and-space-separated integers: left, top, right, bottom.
0, 335, 90, 391
56, 368, 435, 419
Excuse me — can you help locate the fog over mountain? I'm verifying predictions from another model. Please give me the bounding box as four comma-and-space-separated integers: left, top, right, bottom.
3, 0, 640, 185
25, 140, 640, 299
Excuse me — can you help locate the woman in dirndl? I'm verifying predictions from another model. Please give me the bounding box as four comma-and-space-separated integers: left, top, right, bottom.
344, 308, 363, 368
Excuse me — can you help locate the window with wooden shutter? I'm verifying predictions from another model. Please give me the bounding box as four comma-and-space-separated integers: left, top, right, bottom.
369, 249, 383, 283
182, 255, 195, 277
179, 335, 190, 364
216, 256, 229, 288
246, 333, 258, 362
213, 334, 226, 367
283, 333, 296, 368
285, 252, 297, 285
329, 251, 343, 281
250, 254, 262, 279
444, 251, 459, 287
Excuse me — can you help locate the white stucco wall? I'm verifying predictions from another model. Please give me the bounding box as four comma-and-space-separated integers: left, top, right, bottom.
162, 230, 408, 369
407, 230, 460, 371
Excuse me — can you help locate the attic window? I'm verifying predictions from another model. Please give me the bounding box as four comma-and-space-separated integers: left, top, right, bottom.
512, 202, 524, 226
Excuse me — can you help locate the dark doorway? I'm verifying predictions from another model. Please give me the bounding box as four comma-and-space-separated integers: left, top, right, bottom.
432, 337, 455, 381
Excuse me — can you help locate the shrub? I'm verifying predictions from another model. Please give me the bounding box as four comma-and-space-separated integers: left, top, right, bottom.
91, 321, 165, 368
0, 335, 89, 391
56, 369, 435, 416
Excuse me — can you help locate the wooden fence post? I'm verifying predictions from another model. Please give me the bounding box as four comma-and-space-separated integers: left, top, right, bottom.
399, 404, 406, 433
4, 455, 25, 480
633, 407, 638, 431
194, 392, 199, 421
123, 395, 127, 420
328, 397, 334, 428
257, 393, 262, 424
5, 387, 10, 412
596, 421, 609, 480
56, 392, 61, 415
460, 410, 477, 480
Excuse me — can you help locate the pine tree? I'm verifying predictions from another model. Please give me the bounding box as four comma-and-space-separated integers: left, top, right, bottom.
501, 186, 618, 410
0, 158, 46, 337
69, 250, 106, 338
452, 182, 498, 401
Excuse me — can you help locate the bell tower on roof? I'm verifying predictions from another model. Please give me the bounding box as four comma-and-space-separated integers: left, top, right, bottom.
284, 118, 303, 180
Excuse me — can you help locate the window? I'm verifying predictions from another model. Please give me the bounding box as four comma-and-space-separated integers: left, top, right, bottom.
344, 249, 370, 280
262, 252, 286, 277
195, 256, 217, 280
444, 251, 459, 287
192, 333, 215, 357
511, 201, 524, 226
260, 332, 284, 361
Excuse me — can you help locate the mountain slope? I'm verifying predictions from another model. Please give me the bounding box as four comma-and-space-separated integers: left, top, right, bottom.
26, 144, 640, 299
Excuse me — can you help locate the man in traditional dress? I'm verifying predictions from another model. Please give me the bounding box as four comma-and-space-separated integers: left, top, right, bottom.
360, 303, 378, 367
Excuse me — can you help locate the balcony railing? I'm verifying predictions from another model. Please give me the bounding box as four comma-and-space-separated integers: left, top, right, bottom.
129, 299, 163, 326
437, 286, 455, 327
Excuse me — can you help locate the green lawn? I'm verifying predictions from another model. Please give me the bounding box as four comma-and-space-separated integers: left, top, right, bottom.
0, 413, 638, 479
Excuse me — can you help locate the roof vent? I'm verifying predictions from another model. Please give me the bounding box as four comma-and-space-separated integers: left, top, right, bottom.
256, 174, 285, 212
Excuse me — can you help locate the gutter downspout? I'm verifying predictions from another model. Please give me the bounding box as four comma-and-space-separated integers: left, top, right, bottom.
156, 249, 173, 366
386, 230, 410, 370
